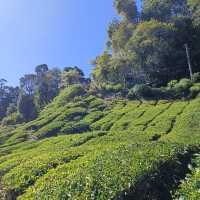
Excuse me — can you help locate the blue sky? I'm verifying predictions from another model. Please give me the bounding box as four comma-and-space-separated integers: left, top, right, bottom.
0, 0, 141, 86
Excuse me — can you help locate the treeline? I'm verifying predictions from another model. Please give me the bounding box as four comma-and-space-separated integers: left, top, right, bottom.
0, 65, 89, 124
91, 0, 200, 89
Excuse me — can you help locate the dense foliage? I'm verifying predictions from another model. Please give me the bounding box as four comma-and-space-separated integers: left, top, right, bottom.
92, 0, 200, 89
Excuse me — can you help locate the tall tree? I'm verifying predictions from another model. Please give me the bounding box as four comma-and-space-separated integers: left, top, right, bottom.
35, 68, 61, 108
35, 64, 49, 77
18, 74, 37, 121
17, 94, 37, 122
126, 20, 176, 85
114, 0, 138, 22
20, 74, 37, 96
0, 79, 19, 120
142, 0, 189, 22
110, 21, 136, 54
60, 67, 85, 89
92, 52, 112, 85
0, 79, 9, 119
188, 0, 200, 26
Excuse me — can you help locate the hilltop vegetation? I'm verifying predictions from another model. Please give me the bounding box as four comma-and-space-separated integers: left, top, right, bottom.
1, 0, 200, 199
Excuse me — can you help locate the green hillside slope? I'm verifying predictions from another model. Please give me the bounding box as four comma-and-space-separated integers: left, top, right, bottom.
1, 85, 200, 199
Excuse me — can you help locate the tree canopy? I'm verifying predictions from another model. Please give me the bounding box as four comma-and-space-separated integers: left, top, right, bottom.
92, 0, 200, 88
0, 65, 89, 123
114, 0, 138, 22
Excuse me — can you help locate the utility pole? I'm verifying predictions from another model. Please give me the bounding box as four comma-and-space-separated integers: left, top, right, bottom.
184, 43, 193, 80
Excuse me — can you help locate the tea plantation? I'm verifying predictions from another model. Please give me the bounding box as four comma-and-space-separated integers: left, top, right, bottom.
1, 85, 200, 199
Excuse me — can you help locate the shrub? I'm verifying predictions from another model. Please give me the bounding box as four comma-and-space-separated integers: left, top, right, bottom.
172, 78, 192, 98
189, 84, 200, 98
178, 78, 192, 88
192, 72, 200, 83
127, 89, 136, 100
167, 80, 178, 88
96, 83, 124, 97
151, 88, 168, 99
128, 84, 152, 99
104, 83, 123, 93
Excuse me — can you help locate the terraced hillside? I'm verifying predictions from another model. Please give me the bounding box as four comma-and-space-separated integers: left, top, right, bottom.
1, 85, 200, 199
